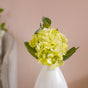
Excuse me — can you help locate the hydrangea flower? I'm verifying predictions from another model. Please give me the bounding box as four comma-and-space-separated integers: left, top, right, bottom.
24, 16, 79, 69
29, 28, 68, 69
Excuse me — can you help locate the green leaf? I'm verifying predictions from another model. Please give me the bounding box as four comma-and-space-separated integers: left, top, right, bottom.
35, 23, 43, 34
1, 22, 6, 28
0, 22, 8, 32
0, 8, 4, 13
63, 47, 79, 61
1, 28, 8, 32
42, 16, 51, 28
24, 42, 38, 59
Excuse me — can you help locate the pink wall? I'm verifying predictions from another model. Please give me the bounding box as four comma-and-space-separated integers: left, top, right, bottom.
0, 0, 88, 88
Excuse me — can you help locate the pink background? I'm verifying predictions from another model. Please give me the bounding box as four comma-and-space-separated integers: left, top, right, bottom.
0, 0, 88, 88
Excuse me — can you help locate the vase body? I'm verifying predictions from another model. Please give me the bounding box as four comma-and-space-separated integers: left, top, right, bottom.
34, 65, 68, 88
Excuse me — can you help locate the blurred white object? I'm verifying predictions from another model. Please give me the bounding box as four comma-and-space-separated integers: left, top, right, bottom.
0, 30, 5, 88
0, 30, 5, 63
34, 65, 68, 88
1, 32, 17, 88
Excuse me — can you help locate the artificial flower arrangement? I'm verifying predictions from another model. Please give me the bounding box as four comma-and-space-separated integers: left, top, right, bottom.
24, 16, 79, 69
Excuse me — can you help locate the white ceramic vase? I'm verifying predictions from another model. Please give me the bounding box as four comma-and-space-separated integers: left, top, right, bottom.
0, 32, 17, 88
0, 30, 5, 88
34, 65, 68, 88
0, 30, 5, 61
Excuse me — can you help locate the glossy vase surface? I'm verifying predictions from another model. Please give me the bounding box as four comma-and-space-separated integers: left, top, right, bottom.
34, 65, 68, 88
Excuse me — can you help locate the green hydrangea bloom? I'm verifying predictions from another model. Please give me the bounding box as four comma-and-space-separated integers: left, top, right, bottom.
29, 28, 68, 69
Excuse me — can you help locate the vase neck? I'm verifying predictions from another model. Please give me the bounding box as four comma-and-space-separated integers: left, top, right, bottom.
43, 65, 59, 71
